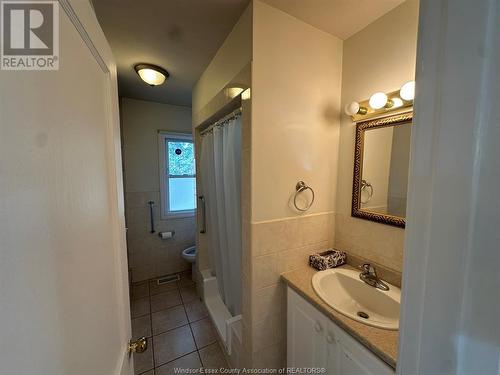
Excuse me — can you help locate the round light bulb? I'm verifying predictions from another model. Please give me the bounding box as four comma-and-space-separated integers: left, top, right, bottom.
369, 92, 388, 110
392, 97, 404, 108
400, 81, 415, 101
345, 101, 360, 116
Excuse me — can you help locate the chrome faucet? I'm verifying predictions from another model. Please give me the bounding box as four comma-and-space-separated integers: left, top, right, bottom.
359, 263, 389, 291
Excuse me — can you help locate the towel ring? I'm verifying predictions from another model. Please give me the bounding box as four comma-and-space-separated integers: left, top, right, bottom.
293, 181, 315, 212
360, 179, 373, 204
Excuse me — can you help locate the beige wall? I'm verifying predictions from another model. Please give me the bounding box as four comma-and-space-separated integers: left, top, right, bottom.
248, 0, 343, 368
121, 97, 195, 282
252, 1, 343, 222
335, 0, 419, 272
192, 3, 253, 117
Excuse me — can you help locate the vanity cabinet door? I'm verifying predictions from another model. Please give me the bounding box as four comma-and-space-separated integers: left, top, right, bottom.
287, 288, 328, 369
332, 323, 395, 375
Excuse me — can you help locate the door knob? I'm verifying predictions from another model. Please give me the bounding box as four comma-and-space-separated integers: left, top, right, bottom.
128, 337, 147, 356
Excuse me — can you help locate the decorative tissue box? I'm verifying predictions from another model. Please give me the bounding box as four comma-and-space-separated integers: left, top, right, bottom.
309, 249, 347, 271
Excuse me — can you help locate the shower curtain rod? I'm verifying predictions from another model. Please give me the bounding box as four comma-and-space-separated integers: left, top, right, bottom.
199, 107, 242, 137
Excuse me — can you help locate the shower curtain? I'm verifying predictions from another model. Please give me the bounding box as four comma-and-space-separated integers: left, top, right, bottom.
200, 113, 242, 316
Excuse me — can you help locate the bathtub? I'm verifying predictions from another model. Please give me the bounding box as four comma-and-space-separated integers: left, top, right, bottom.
200, 269, 242, 355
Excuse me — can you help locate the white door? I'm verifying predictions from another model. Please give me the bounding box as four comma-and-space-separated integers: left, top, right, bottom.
0, 1, 132, 374
287, 288, 327, 368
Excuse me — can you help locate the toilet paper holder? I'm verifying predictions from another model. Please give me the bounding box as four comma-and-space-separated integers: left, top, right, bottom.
158, 231, 175, 239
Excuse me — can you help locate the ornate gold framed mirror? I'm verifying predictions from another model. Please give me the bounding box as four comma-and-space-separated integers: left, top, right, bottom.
352, 112, 413, 228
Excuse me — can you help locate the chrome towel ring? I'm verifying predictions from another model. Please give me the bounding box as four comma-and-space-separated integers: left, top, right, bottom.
360, 179, 373, 204
293, 181, 315, 212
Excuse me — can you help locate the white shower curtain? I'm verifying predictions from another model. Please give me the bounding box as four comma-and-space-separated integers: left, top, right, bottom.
200, 114, 242, 316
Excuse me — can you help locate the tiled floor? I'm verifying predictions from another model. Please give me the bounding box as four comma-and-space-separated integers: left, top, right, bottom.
130, 271, 229, 375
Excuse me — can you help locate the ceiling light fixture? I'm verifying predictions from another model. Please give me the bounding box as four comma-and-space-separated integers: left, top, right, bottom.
134, 64, 169, 86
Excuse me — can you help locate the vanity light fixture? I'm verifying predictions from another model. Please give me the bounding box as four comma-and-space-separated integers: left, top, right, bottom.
134, 64, 169, 86
400, 80, 416, 101
345, 81, 415, 121
345, 101, 368, 116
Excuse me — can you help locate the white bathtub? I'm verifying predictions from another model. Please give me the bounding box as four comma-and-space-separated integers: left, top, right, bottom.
200, 269, 242, 355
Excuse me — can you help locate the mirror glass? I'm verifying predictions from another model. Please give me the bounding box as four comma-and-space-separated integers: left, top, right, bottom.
352, 113, 412, 227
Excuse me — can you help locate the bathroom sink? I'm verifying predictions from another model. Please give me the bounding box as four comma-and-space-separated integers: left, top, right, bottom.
311, 268, 400, 330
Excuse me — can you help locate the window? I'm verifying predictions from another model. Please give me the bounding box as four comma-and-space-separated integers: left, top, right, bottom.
158, 132, 196, 218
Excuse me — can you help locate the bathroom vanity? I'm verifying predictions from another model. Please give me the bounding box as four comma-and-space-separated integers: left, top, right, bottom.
283, 266, 398, 374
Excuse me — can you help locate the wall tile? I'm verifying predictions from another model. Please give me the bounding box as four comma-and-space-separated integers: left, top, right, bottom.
251, 283, 283, 324
335, 212, 404, 272
252, 218, 298, 256
252, 253, 279, 289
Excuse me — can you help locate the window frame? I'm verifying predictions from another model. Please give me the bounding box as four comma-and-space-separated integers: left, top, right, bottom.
158, 131, 196, 220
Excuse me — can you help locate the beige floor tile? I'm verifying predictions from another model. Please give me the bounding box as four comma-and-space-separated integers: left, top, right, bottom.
131, 281, 150, 301
153, 325, 197, 367
152, 305, 188, 335
178, 271, 195, 288
179, 285, 198, 303
190, 317, 217, 349
149, 279, 179, 296
151, 290, 182, 313
184, 299, 208, 322
155, 352, 202, 375
199, 342, 229, 369
132, 314, 152, 338
133, 340, 154, 374
131, 296, 150, 318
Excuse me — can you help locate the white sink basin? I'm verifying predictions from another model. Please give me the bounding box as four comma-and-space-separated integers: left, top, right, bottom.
312, 268, 400, 330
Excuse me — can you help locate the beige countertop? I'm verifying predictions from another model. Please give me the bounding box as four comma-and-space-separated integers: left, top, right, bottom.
281, 265, 399, 369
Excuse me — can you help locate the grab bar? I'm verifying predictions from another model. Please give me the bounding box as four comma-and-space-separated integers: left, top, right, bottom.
148, 201, 155, 233
198, 195, 206, 234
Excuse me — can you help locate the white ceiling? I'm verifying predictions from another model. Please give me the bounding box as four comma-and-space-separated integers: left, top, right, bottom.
261, 0, 406, 40
93, 0, 250, 107
93, 0, 405, 107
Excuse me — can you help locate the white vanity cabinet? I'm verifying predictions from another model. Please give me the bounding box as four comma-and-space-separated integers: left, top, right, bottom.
287, 287, 395, 375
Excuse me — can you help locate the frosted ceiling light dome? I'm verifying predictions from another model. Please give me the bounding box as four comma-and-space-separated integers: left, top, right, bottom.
134, 64, 169, 86
369, 92, 388, 110
400, 81, 415, 101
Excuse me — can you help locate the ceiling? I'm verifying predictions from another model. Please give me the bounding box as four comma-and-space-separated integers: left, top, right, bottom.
92, 0, 250, 107
260, 0, 406, 40
93, 0, 405, 107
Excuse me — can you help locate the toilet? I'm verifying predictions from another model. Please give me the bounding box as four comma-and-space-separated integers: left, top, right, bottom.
182, 245, 196, 280
182, 245, 196, 263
